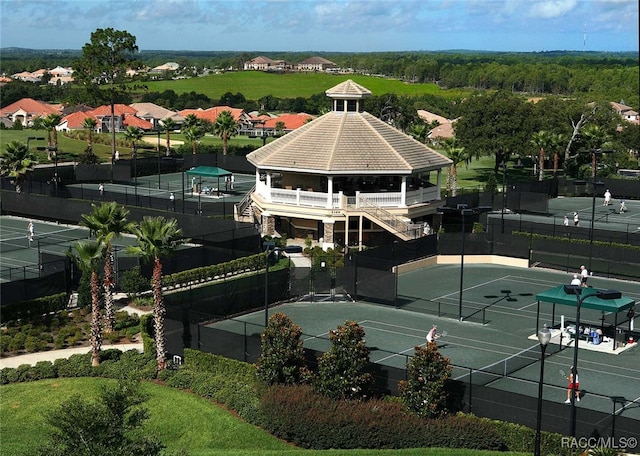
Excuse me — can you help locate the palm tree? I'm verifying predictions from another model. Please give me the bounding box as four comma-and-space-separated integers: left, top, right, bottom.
123, 126, 144, 157
127, 216, 185, 370
73, 240, 104, 367
531, 130, 552, 181
81, 202, 135, 334
82, 117, 98, 150
274, 121, 285, 137
580, 125, 611, 178
183, 125, 204, 154
443, 138, 467, 197
212, 110, 237, 155
0, 140, 38, 193
41, 113, 63, 159
407, 123, 429, 144
182, 113, 201, 130
160, 118, 177, 155
550, 132, 566, 175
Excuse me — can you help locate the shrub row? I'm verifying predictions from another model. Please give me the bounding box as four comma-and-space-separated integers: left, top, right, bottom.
0, 292, 68, 323
513, 231, 640, 250
258, 384, 506, 451
163, 253, 266, 289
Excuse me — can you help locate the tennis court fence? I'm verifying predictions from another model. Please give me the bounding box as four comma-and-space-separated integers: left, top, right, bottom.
163, 313, 639, 442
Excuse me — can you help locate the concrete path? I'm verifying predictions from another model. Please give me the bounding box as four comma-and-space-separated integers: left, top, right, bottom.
0, 343, 144, 369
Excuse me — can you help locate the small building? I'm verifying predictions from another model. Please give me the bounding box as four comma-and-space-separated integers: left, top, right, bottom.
242, 80, 452, 250
296, 56, 337, 72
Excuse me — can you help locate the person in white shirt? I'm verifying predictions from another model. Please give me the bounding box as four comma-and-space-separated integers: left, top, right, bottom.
426, 325, 440, 344
570, 274, 581, 286
580, 265, 589, 287
603, 189, 611, 206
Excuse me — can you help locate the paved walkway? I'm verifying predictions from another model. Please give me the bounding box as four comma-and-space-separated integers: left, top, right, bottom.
0, 343, 144, 369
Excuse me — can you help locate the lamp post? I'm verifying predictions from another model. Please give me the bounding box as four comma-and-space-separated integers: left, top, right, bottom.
501, 162, 507, 234
534, 324, 551, 456
263, 243, 300, 327
459, 207, 474, 321
157, 130, 162, 189
50, 147, 59, 195
588, 149, 609, 272
564, 285, 623, 437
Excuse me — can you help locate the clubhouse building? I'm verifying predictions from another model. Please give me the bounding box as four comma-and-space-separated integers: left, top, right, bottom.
242, 80, 452, 250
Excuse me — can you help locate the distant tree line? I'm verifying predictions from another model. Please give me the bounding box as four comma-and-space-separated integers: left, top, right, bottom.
1, 49, 638, 108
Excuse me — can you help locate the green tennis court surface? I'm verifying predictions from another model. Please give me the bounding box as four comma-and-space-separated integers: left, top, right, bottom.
211, 263, 640, 419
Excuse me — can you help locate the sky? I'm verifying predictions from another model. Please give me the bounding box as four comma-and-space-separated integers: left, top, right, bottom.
0, 0, 638, 53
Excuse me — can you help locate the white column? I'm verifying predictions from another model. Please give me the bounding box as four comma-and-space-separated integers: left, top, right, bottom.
345, 214, 349, 249
326, 176, 334, 208
400, 177, 407, 207
358, 215, 364, 251
266, 172, 272, 202
436, 169, 442, 198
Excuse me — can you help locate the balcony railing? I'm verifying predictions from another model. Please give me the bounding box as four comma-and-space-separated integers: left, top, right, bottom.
256, 185, 439, 210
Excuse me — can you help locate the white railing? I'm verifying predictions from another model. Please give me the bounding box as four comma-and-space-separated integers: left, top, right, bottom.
256, 186, 439, 210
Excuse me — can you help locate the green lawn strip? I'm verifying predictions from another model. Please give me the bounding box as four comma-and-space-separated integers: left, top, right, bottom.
0, 377, 527, 456
0, 377, 289, 456
134, 72, 469, 101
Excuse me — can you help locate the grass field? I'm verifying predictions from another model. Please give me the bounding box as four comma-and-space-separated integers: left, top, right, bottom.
0, 377, 527, 456
134, 72, 471, 101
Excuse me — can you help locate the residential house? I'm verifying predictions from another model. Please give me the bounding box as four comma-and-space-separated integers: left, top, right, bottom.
263, 113, 314, 135
296, 56, 337, 72
243, 56, 290, 72
243, 80, 452, 250
0, 98, 62, 126
610, 101, 639, 125
178, 106, 252, 131
149, 62, 180, 74
65, 104, 152, 133
417, 109, 456, 143
130, 103, 184, 130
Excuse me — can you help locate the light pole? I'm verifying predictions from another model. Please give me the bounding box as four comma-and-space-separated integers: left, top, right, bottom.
263, 243, 300, 327
50, 147, 59, 195
564, 285, 623, 437
588, 149, 609, 272
157, 130, 162, 189
534, 324, 551, 456
459, 207, 474, 321
132, 145, 138, 205
501, 162, 507, 234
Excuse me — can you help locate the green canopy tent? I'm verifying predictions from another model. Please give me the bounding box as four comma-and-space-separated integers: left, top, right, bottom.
535, 285, 635, 350
186, 166, 232, 195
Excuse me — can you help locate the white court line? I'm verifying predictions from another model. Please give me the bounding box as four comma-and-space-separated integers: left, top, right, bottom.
433, 276, 509, 300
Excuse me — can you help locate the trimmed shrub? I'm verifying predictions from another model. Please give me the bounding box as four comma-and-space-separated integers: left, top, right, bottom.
256, 312, 311, 386
399, 343, 452, 418
120, 266, 150, 296
315, 321, 374, 400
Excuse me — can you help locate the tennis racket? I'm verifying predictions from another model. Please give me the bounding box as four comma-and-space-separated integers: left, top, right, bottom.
559, 369, 567, 379
439, 331, 448, 338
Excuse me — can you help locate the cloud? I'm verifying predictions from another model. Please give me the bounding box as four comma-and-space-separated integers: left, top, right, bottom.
528, 0, 578, 19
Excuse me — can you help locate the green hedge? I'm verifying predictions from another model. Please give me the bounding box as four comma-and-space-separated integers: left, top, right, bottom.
258, 384, 506, 451
0, 292, 68, 323
513, 231, 640, 250
163, 253, 266, 289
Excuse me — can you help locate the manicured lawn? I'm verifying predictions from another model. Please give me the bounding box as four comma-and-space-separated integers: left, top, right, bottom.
0, 377, 527, 456
135, 72, 470, 101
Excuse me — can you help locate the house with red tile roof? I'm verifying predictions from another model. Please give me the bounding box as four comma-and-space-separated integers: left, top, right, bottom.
58, 111, 96, 131
264, 113, 314, 133
0, 98, 62, 126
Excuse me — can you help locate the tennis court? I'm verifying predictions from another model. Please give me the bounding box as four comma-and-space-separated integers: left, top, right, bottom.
209, 262, 640, 421
0, 215, 139, 283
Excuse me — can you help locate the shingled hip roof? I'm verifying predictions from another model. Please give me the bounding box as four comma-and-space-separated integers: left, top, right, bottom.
247, 111, 452, 174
